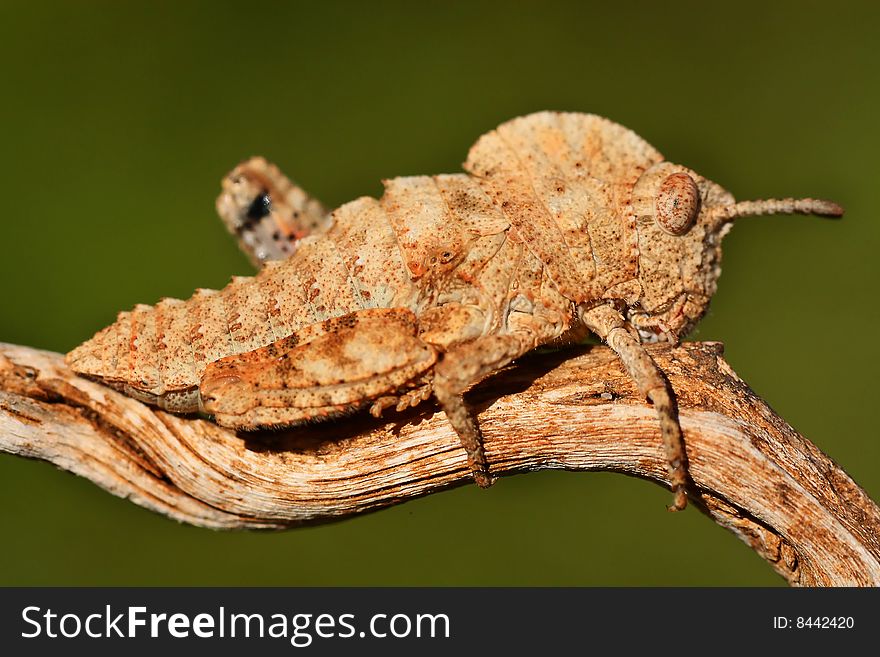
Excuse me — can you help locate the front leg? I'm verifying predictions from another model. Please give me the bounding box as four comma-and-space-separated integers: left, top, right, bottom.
581, 304, 689, 511
216, 157, 332, 266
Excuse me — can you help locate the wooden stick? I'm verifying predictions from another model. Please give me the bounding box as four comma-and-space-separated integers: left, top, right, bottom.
1, 341, 878, 585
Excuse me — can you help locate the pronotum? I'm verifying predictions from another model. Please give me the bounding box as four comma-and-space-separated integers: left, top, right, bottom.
67, 111, 842, 510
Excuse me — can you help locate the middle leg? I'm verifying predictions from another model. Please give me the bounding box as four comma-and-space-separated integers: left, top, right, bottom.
432, 332, 537, 488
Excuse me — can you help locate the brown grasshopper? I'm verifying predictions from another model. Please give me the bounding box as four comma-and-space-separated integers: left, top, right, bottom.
67, 111, 842, 510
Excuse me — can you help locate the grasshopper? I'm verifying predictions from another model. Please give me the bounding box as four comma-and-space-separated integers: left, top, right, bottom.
67, 111, 842, 510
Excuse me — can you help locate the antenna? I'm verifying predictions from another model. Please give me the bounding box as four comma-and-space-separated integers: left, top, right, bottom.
713, 198, 844, 222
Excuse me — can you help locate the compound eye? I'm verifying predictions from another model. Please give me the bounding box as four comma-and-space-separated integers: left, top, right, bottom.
655, 173, 701, 235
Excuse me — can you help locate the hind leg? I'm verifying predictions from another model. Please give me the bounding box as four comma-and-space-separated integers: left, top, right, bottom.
216, 157, 332, 266
199, 308, 436, 428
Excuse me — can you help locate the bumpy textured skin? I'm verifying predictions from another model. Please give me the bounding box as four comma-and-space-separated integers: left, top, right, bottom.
67, 111, 842, 507
71, 113, 647, 406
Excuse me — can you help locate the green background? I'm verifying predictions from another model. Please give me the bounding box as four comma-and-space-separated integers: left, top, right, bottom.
1, 1, 877, 586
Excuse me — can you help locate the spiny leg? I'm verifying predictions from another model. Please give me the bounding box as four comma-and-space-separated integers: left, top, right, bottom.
581, 304, 689, 511
200, 308, 436, 429
369, 382, 434, 417
432, 333, 535, 488
216, 156, 332, 267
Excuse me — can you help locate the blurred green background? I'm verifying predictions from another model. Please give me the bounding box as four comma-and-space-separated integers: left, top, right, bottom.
1, 1, 877, 586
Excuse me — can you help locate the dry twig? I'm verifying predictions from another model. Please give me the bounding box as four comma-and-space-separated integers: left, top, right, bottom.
1, 341, 877, 586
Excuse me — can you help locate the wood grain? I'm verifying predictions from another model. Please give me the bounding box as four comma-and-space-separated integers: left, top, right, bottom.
1, 341, 878, 586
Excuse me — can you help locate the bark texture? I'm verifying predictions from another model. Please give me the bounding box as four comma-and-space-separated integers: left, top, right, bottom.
1, 341, 877, 586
